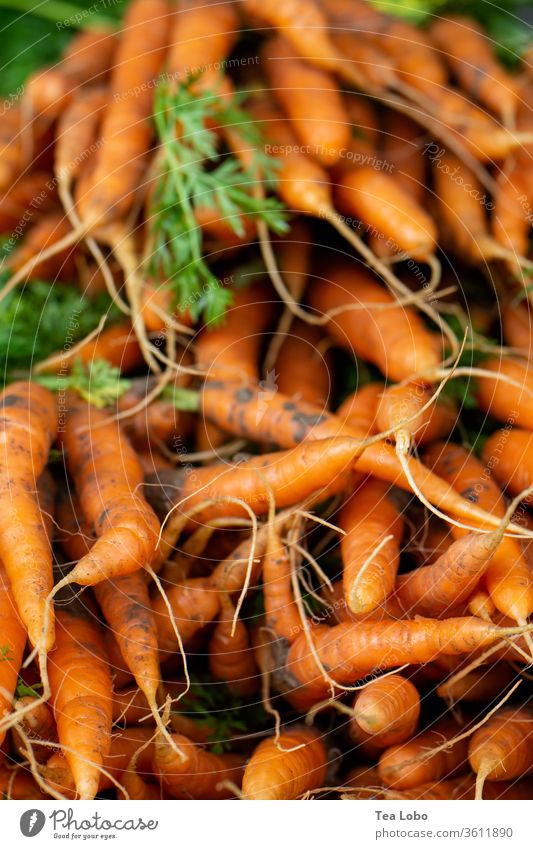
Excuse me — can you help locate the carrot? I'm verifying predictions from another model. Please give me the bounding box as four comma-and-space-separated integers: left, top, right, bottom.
262, 36, 351, 166
340, 478, 404, 615
381, 112, 427, 203
48, 598, 112, 799
369, 18, 448, 98
332, 30, 404, 94
44, 726, 155, 798
308, 260, 440, 381
263, 521, 301, 643
0, 563, 26, 745
0, 382, 57, 679
0, 106, 52, 194
0, 172, 57, 232
274, 321, 331, 407
242, 726, 328, 799
437, 664, 516, 705
468, 707, 533, 798
7, 211, 76, 281
476, 357, 533, 430
375, 381, 457, 450
55, 87, 108, 191
105, 631, 135, 690
0, 764, 48, 800
154, 732, 243, 799
285, 616, 526, 705
424, 441, 533, 624
196, 379, 522, 530
152, 578, 220, 655
43, 320, 143, 375
56, 398, 160, 588
350, 674, 420, 751
208, 593, 258, 696
25, 29, 115, 122
394, 503, 517, 618
491, 165, 531, 270
210, 529, 268, 595
331, 93, 380, 176
147, 435, 370, 525
77, 1, 170, 233
432, 151, 527, 266
378, 718, 468, 790
483, 426, 533, 500
122, 763, 163, 800
166, 0, 238, 87
139, 278, 194, 334
429, 15, 519, 124
12, 697, 57, 763
336, 383, 382, 435
502, 298, 532, 353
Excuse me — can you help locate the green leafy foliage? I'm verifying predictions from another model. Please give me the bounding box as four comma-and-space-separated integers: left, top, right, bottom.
0, 644, 13, 662
175, 673, 270, 753
0, 279, 119, 384
149, 78, 288, 325
16, 679, 42, 698
36, 357, 131, 407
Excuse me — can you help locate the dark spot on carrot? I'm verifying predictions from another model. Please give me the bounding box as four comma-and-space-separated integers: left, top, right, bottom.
235, 387, 254, 403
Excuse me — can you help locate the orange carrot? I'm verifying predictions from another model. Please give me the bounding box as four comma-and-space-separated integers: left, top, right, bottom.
208, 593, 258, 696
54, 87, 108, 192
262, 36, 350, 166
469, 708, 533, 798
483, 426, 533, 500
437, 663, 516, 704
0, 172, 57, 232
350, 674, 420, 750
12, 697, 57, 763
424, 441, 533, 623
242, 726, 328, 799
381, 112, 427, 203
274, 321, 331, 407
166, 0, 239, 87
48, 599, 112, 799
378, 718, 468, 789
491, 165, 531, 269
155, 732, 243, 799
309, 260, 440, 380
263, 521, 301, 643
152, 578, 220, 654
0, 383, 57, 665
375, 381, 457, 449
340, 478, 404, 615
502, 298, 533, 353
430, 15, 519, 123
57, 399, 160, 587
0, 563, 26, 744
0, 764, 48, 800
7, 211, 76, 281
476, 357, 533, 430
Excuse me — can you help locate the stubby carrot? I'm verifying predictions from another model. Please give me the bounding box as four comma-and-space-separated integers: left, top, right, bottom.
208, 593, 258, 696
378, 718, 468, 789
469, 708, 533, 798
242, 727, 328, 799
155, 732, 243, 799
350, 674, 420, 752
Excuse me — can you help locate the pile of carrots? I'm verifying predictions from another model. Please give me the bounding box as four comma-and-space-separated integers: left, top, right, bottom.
3, 0, 533, 802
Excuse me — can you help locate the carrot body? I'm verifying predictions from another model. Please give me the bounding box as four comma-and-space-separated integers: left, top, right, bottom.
12, 696, 57, 762
59, 399, 160, 585
78, 0, 170, 232
378, 719, 468, 789
437, 664, 516, 704
152, 578, 220, 654
476, 357, 533, 430
263, 36, 350, 165
335, 166, 437, 260
155, 732, 243, 799
491, 166, 531, 267
430, 15, 519, 122
376, 382, 457, 448
55, 321, 143, 374
340, 478, 404, 615
242, 727, 328, 800
425, 441, 533, 622
0, 765, 48, 800
198, 379, 516, 529
0, 563, 26, 744
483, 427, 533, 499
208, 594, 257, 696
48, 605, 112, 799
502, 299, 532, 353
8, 212, 75, 281
0, 172, 57, 232
350, 674, 420, 751
336, 383, 382, 435
55, 87, 108, 187
0, 382, 57, 652
166, 0, 238, 83
285, 617, 512, 705
263, 524, 301, 643
309, 261, 440, 381
469, 708, 533, 783
381, 112, 427, 203
275, 321, 331, 407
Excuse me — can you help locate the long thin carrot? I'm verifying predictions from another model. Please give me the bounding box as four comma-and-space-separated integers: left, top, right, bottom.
262, 36, 351, 166
429, 15, 519, 124
263, 520, 301, 643
0, 563, 26, 745
48, 597, 112, 800
54, 399, 160, 592
242, 726, 328, 799
0, 382, 57, 684
340, 478, 404, 615
424, 441, 533, 624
